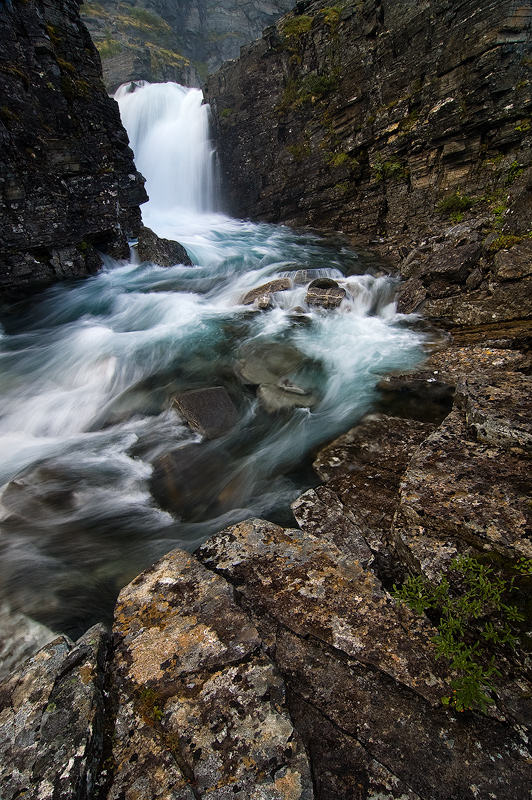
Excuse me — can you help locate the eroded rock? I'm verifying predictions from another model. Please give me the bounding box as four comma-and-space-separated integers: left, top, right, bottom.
109, 547, 314, 799
0, 624, 109, 800
240, 277, 292, 305
305, 278, 346, 309
137, 225, 192, 267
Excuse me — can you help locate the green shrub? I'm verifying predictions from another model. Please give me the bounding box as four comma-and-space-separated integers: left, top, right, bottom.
392, 554, 529, 713
282, 15, 314, 39
436, 191, 474, 215
372, 155, 409, 182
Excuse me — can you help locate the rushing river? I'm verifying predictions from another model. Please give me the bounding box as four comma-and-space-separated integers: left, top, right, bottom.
0, 82, 426, 643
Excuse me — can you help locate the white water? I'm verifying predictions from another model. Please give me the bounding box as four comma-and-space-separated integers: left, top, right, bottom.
0, 81, 427, 640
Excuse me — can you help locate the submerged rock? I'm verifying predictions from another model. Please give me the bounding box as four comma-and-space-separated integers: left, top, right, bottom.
257, 383, 318, 412
173, 386, 239, 439
137, 225, 192, 267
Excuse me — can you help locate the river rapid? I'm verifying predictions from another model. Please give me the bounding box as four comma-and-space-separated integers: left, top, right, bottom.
0, 81, 427, 643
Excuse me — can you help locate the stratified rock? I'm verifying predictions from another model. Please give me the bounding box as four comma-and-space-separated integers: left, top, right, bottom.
198, 518, 447, 704
137, 225, 192, 267
173, 386, 239, 439
0, 0, 146, 296
305, 278, 346, 309
394, 399, 532, 577
0, 624, 109, 800
109, 548, 314, 799
240, 277, 292, 305
493, 239, 532, 281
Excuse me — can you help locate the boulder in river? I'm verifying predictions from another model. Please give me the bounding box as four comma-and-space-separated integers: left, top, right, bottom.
173, 386, 239, 439
240, 277, 292, 305
305, 278, 346, 309
137, 225, 192, 267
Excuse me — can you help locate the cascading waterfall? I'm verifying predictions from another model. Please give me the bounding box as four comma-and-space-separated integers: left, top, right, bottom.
0, 81, 428, 650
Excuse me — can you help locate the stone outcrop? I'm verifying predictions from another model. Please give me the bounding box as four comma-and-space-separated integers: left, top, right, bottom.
0, 624, 109, 800
137, 224, 193, 267
206, 0, 532, 249
0, 0, 147, 298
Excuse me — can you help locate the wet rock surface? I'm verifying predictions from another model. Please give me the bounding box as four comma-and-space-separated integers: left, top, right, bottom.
0, 0, 146, 297
173, 386, 239, 439
137, 225, 192, 267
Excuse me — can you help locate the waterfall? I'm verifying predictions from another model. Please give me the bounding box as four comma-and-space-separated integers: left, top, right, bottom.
0, 81, 428, 645
116, 81, 217, 213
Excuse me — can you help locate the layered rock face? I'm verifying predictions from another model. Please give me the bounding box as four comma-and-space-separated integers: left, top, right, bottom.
206, 0, 532, 244
0, 0, 147, 297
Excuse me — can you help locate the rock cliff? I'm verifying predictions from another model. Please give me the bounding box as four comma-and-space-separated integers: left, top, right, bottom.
0, 0, 147, 298
80, 0, 295, 90
206, 0, 532, 245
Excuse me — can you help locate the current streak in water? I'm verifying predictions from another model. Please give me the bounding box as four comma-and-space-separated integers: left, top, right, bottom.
0, 81, 425, 643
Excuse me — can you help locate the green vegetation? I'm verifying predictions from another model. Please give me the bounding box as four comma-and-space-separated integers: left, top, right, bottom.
96, 36, 123, 59
488, 233, 529, 254
319, 5, 342, 29
287, 141, 311, 161
435, 190, 474, 216
506, 160, 524, 184
221, 108, 233, 119
372, 155, 409, 182
281, 14, 314, 39
392, 554, 531, 713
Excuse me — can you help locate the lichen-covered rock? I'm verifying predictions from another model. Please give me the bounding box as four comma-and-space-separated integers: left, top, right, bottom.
197, 518, 447, 703
109, 547, 313, 799
394, 402, 532, 569
0, 624, 109, 800
0, 0, 147, 297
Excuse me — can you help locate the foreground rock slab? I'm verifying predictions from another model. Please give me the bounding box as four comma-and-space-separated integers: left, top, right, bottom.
109, 547, 313, 799
0, 624, 109, 800
197, 518, 532, 799
173, 386, 239, 439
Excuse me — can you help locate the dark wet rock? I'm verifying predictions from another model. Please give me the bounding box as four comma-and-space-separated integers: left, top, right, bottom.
198, 518, 447, 703
0, 624, 109, 800
150, 441, 245, 520
305, 278, 346, 309
137, 225, 192, 267
0, 0, 146, 297
173, 386, 239, 439
109, 547, 313, 799
236, 340, 304, 385
0, 604, 57, 681
240, 277, 292, 305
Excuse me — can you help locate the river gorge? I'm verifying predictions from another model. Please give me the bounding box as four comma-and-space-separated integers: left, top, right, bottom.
1, 0, 532, 798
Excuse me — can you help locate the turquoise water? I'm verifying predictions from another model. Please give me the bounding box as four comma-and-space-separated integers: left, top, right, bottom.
0, 82, 426, 637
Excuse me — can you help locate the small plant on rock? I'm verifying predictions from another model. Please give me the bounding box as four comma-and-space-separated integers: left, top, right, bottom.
392, 554, 529, 713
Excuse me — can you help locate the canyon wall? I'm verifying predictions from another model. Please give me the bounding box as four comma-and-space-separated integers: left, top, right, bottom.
206, 0, 532, 245
0, 0, 147, 298
81, 0, 295, 90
